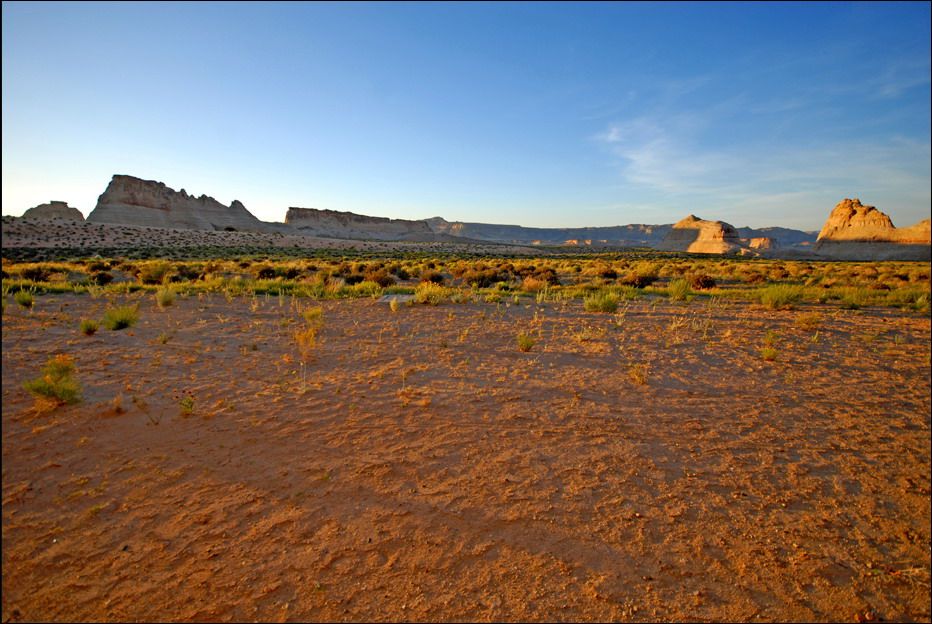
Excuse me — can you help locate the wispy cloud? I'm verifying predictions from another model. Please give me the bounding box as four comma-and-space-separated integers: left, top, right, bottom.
593, 112, 931, 228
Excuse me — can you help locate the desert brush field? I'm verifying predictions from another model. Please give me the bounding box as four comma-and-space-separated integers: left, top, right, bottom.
2, 253, 930, 622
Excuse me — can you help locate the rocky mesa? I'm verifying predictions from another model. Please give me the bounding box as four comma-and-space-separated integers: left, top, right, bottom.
21, 201, 85, 221
813, 198, 931, 260
86, 175, 273, 232
656, 215, 746, 254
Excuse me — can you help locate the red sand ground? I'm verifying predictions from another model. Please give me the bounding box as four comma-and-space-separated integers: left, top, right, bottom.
2, 293, 930, 622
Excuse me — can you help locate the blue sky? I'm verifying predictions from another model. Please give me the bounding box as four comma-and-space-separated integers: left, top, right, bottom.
2, 1, 930, 230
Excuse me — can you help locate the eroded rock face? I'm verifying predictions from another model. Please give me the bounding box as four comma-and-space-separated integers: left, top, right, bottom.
285, 207, 435, 241
814, 199, 931, 260
657, 215, 744, 254
86, 175, 268, 232
22, 201, 84, 221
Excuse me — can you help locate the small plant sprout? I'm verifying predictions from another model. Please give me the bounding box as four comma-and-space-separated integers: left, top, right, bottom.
179, 393, 195, 416
517, 332, 536, 352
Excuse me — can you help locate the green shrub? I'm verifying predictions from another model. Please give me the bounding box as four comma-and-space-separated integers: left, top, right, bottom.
79, 319, 99, 336
583, 291, 619, 313
103, 305, 139, 330
23, 354, 81, 404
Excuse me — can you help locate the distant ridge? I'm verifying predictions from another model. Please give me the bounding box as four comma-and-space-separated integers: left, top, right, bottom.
33, 174, 925, 259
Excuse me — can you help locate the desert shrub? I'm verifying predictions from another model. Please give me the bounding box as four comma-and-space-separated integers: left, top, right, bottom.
619, 273, 657, 288
420, 270, 445, 285
256, 265, 278, 280
103, 305, 139, 330
343, 273, 365, 286
757, 284, 803, 309
628, 363, 649, 385
87, 260, 110, 272
517, 332, 536, 352
794, 312, 823, 330
462, 269, 505, 288
91, 271, 114, 285
172, 264, 204, 282
521, 276, 547, 292
14, 290, 34, 308
352, 280, 382, 297
365, 269, 396, 288
584, 291, 619, 313
597, 266, 618, 279
23, 354, 81, 405
760, 347, 778, 361
138, 261, 172, 285
79, 319, 99, 335
688, 273, 716, 290
667, 279, 693, 302
414, 282, 450, 305
302, 305, 324, 326
20, 266, 50, 282
155, 287, 175, 308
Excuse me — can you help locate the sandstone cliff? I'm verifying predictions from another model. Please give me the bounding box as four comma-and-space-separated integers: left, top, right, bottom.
656, 215, 744, 254
86, 175, 271, 232
22, 201, 84, 221
813, 199, 931, 260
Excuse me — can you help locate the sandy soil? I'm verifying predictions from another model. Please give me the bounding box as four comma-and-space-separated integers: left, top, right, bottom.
2, 293, 930, 622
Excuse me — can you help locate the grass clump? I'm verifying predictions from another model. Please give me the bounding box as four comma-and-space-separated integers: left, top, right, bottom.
14, 290, 34, 308
760, 347, 778, 361
757, 284, 803, 310
79, 319, 99, 336
155, 287, 176, 308
628, 363, 650, 385
23, 354, 82, 405
667, 278, 693, 302
103, 304, 139, 330
583, 291, 619, 313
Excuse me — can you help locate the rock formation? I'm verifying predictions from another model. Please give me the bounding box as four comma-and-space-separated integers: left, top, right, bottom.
424, 217, 673, 246
813, 198, 931, 260
656, 215, 744, 254
22, 201, 84, 221
86, 175, 270, 232
285, 207, 438, 241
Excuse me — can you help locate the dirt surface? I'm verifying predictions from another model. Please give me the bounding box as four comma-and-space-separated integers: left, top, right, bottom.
2, 293, 930, 622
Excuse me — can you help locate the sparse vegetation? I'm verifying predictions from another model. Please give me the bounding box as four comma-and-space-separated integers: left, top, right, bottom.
79, 319, 99, 335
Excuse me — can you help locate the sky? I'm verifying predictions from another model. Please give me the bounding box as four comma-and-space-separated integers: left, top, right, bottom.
2, 1, 930, 231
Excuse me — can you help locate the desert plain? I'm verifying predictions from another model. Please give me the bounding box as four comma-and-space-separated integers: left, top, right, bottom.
1, 251, 930, 623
